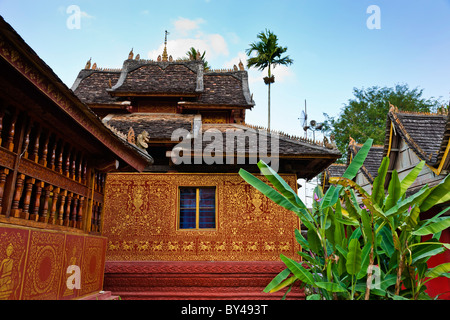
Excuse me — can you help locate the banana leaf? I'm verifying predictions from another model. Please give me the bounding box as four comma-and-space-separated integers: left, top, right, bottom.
280, 254, 315, 286
294, 228, 309, 250
384, 187, 430, 217
263, 268, 291, 293
419, 173, 450, 212
400, 160, 425, 195
385, 169, 401, 211
315, 281, 348, 293
342, 139, 373, 180
346, 238, 362, 275
357, 243, 372, 280
372, 157, 389, 207
412, 210, 450, 236
238, 168, 298, 212
411, 241, 445, 264
268, 276, 298, 293
425, 262, 450, 279
257, 160, 306, 209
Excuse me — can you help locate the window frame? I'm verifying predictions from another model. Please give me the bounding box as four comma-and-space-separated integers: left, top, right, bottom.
177, 186, 217, 231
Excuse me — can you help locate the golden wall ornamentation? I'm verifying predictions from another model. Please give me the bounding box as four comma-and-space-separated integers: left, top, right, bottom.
103, 173, 301, 261
0, 224, 106, 300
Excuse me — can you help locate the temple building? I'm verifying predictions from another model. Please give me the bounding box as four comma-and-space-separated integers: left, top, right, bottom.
70, 37, 341, 299
0, 16, 152, 300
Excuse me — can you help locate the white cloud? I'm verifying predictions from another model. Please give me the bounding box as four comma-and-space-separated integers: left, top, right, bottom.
174, 17, 205, 36
148, 18, 228, 61
224, 51, 247, 67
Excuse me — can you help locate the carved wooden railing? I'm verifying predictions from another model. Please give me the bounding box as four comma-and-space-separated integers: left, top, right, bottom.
0, 104, 106, 234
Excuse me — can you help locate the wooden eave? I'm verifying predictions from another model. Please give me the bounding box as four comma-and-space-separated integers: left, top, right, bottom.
0, 16, 152, 172
177, 102, 253, 110
107, 91, 200, 98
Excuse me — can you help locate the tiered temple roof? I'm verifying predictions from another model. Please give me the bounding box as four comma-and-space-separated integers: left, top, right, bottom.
71, 45, 341, 178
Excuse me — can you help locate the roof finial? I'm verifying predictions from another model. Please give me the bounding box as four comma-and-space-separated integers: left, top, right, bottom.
128, 48, 134, 60
85, 57, 91, 69
162, 30, 169, 62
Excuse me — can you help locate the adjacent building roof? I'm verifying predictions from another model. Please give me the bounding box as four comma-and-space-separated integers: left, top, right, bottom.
383, 105, 450, 171
348, 138, 384, 184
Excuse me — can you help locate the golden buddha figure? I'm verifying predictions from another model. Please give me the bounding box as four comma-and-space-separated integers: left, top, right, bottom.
0, 243, 14, 300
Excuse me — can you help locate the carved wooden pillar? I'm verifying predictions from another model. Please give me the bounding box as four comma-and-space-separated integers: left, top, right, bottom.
77, 196, 85, 229
64, 192, 73, 226
39, 184, 52, 223
0, 108, 5, 147
71, 152, 77, 180
0, 168, 9, 213
91, 201, 97, 232
49, 136, 57, 170
96, 203, 102, 233
64, 146, 72, 178
6, 109, 18, 152
20, 177, 35, 220
31, 125, 42, 163
56, 140, 64, 174
48, 187, 60, 225
10, 173, 25, 218
30, 181, 43, 221
82, 160, 87, 185
77, 153, 83, 183
21, 122, 33, 159
57, 190, 67, 225
39, 130, 50, 167
70, 195, 79, 228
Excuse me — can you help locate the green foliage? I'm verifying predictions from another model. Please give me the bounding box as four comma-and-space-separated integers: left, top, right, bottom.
239, 140, 450, 300
246, 29, 293, 78
185, 47, 210, 71
323, 84, 443, 160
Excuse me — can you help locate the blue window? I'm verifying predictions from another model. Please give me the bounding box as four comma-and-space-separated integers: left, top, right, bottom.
179, 187, 216, 229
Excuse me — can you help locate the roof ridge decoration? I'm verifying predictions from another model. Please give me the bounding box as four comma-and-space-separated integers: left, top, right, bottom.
389, 103, 449, 116
244, 123, 337, 149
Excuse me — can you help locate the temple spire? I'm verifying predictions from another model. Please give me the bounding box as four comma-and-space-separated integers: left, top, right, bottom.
162, 30, 169, 62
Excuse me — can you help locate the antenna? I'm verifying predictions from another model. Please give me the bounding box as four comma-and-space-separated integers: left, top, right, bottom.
300, 99, 324, 141
299, 99, 309, 138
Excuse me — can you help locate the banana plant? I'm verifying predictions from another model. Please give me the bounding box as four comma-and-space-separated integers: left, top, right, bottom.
239, 138, 450, 300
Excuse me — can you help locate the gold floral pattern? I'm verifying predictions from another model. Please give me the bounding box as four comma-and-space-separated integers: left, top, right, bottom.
103, 173, 301, 261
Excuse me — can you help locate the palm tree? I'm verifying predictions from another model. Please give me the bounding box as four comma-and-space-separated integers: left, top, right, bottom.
186, 47, 210, 71
246, 29, 293, 130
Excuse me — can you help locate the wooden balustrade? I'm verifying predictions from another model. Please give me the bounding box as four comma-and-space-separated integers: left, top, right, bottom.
0, 104, 105, 234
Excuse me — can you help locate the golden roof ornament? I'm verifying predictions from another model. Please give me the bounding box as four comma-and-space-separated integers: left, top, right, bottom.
128, 48, 134, 60
239, 60, 245, 71
162, 30, 169, 62
135, 53, 140, 60
85, 57, 91, 69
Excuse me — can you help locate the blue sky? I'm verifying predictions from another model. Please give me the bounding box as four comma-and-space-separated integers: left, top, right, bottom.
1, 0, 449, 141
